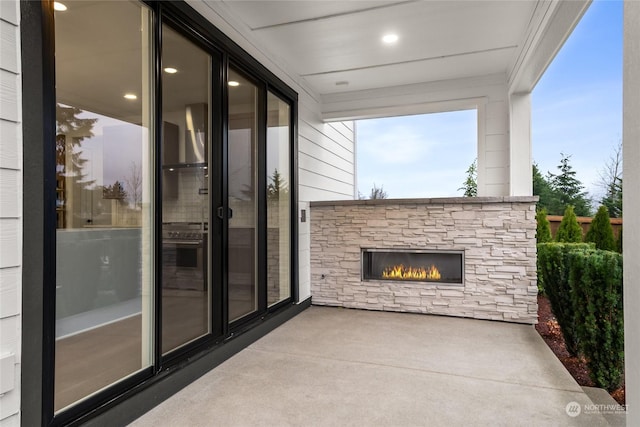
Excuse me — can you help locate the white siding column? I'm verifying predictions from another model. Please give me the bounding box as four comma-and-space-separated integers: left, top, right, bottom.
477, 84, 510, 197
623, 1, 640, 425
509, 93, 533, 196
0, 0, 22, 425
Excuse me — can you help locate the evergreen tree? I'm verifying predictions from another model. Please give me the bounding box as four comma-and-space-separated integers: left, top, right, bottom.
585, 206, 616, 251
555, 205, 583, 243
103, 181, 127, 200
533, 163, 560, 214
536, 209, 552, 243
548, 154, 591, 216
458, 159, 477, 197
267, 169, 288, 202
56, 104, 98, 190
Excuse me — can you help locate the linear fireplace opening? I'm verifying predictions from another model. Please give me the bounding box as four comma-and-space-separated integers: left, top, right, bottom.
362, 249, 464, 285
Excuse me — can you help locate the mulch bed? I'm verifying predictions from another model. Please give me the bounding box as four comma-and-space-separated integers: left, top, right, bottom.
535, 294, 625, 405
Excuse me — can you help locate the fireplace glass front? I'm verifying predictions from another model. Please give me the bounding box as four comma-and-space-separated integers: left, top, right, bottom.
362, 249, 464, 285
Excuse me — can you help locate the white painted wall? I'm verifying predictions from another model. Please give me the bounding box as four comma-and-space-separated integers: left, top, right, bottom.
186, 1, 356, 301
623, 2, 640, 424
0, 0, 21, 425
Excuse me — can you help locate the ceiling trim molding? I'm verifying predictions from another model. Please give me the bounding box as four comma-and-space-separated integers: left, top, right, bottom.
250, 0, 418, 31
301, 45, 518, 77
321, 96, 487, 122
508, 0, 591, 94
319, 74, 508, 121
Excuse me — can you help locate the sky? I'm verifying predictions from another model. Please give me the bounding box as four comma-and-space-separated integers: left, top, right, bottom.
357, 0, 622, 202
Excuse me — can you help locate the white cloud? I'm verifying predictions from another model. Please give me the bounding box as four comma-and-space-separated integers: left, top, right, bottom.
357, 110, 477, 198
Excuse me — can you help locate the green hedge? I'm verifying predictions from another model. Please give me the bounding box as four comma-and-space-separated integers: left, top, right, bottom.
568, 249, 624, 391
538, 242, 624, 391
537, 242, 594, 356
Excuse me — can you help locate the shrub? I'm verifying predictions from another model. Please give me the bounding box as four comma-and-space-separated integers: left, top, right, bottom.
584, 206, 616, 251
568, 249, 624, 391
536, 209, 552, 243
537, 242, 594, 356
555, 205, 583, 243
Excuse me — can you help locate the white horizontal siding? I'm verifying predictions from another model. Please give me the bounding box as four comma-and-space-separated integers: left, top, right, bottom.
0, 169, 19, 218
0, 1, 18, 25
0, 316, 20, 421
0, 267, 19, 318
0, 70, 19, 123
0, 0, 21, 424
299, 120, 354, 163
299, 169, 354, 198
0, 20, 19, 74
298, 134, 354, 173
298, 104, 356, 203
299, 152, 353, 184
0, 120, 19, 170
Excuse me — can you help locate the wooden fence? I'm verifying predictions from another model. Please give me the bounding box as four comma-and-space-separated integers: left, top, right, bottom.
547, 215, 623, 239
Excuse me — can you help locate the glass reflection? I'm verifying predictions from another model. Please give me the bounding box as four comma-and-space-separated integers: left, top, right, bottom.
54, 0, 154, 412
161, 25, 212, 354
228, 68, 258, 321
266, 92, 291, 306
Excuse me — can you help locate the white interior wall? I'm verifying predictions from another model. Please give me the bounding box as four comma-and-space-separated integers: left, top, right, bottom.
623, 2, 640, 425
0, 0, 22, 425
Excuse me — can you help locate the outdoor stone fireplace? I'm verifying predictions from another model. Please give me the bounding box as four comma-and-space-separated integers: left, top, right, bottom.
362, 249, 464, 285
310, 197, 538, 324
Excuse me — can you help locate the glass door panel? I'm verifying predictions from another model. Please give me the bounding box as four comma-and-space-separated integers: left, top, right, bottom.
53, 0, 154, 412
228, 69, 258, 322
266, 92, 291, 306
161, 25, 212, 354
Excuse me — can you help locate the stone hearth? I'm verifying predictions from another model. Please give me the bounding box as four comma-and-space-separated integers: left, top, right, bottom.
310, 197, 538, 324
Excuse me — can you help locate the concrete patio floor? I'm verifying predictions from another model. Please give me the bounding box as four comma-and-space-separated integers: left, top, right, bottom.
130, 306, 618, 426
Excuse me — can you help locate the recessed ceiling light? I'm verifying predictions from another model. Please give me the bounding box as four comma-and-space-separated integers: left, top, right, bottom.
228, 81, 240, 87
124, 93, 137, 100
164, 67, 178, 74
382, 33, 399, 44
53, 2, 67, 11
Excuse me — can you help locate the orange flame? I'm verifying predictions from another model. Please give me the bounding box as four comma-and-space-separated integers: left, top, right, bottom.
381, 264, 441, 281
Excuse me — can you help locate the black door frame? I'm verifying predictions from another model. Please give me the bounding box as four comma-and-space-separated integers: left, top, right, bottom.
21, 0, 301, 425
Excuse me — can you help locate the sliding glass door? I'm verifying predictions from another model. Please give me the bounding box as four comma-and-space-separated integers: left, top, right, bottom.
47, 1, 295, 421
267, 92, 292, 306
53, 0, 154, 412
160, 24, 213, 355
227, 68, 259, 322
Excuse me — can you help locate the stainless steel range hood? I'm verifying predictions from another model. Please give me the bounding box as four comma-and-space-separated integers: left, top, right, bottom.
185, 103, 207, 164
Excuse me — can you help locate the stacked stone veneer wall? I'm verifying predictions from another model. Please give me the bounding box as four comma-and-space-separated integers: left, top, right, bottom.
310, 197, 539, 324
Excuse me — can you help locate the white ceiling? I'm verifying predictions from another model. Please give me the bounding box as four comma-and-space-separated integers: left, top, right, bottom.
215, 0, 540, 95
55, 0, 586, 122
